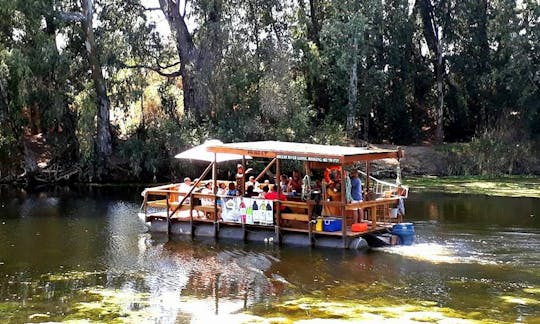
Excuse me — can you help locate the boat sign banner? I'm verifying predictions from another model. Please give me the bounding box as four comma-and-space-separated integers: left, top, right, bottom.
276, 155, 340, 163
221, 197, 274, 225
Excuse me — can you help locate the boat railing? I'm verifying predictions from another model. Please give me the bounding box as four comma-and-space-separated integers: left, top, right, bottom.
358, 171, 408, 198
140, 181, 405, 230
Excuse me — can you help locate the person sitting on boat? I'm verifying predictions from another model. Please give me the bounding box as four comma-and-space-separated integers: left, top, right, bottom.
227, 182, 238, 197
246, 185, 257, 197
216, 182, 228, 207
201, 182, 214, 206
258, 185, 270, 198
265, 184, 292, 212
217, 182, 227, 195
263, 179, 271, 188
246, 176, 260, 192
287, 170, 302, 193
324, 181, 342, 216
279, 174, 289, 193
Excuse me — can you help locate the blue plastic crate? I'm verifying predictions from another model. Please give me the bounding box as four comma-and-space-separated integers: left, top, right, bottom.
323, 217, 342, 232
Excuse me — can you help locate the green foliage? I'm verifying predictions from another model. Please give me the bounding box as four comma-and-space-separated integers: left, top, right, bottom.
115, 115, 209, 181
437, 120, 538, 176
1, 0, 539, 182
75, 85, 98, 168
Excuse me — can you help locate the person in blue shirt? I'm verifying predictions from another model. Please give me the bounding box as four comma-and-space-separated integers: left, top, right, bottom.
350, 169, 363, 202
349, 169, 363, 223
227, 182, 238, 197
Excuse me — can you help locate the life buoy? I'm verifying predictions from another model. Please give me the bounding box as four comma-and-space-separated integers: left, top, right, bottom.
324, 166, 342, 183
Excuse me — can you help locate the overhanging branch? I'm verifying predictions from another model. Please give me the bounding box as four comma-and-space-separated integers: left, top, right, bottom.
121, 62, 182, 77
58, 11, 86, 23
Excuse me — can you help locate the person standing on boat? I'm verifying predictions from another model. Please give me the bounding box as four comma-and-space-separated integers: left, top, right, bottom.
178, 177, 193, 204
235, 164, 252, 196
348, 170, 363, 222
301, 165, 312, 201
350, 170, 363, 202
179, 177, 192, 193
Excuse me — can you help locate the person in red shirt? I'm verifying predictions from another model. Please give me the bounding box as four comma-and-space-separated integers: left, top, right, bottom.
265, 184, 292, 212
287, 170, 302, 193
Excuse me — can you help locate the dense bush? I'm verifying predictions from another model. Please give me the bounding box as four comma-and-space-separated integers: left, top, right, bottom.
439, 121, 539, 176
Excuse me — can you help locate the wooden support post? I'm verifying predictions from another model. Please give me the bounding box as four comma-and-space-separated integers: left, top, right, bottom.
213, 154, 218, 238
341, 165, 347, 248
242, 221, 247, 242
308, 216, 314, 247
143, 194, 148, 217
275, 158, 281, 244
189, 199, 194, 238
371, 206, 377, 229
365, 161, 370, 193
166, 193, 171, 235
170, 162, 213, 218
255, 158, 277, 183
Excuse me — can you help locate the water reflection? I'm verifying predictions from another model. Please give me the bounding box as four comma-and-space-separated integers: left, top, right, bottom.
0, 186, 539, 322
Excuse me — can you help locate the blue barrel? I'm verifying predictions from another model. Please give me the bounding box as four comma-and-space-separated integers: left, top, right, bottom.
392, 223, 415, 245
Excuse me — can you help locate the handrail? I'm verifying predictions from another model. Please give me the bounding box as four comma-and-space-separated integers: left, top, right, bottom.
358, 171, 408, 198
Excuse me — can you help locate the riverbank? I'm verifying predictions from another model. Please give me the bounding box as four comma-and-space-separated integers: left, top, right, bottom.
405, 175, 540, 198
2, 142, 538, 190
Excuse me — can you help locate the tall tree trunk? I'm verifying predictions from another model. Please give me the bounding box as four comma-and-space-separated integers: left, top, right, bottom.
299, 0, 329, 123
435, 39, 444, 143
346, 35, 359, 138
159, 0, 215, 119
417, 0, 445, 143
82, 0, 112, 161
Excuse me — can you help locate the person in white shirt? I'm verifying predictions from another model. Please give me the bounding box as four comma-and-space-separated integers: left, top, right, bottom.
246, 175, 260, 192
201, 182, 214, 206
178, 177, 192, 204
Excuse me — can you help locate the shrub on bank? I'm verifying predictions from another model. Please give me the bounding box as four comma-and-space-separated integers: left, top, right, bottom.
438, 129, 538, 176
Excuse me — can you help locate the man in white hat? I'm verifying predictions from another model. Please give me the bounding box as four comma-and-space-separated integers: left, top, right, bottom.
235, 164, 252, 196
246, 175, 260, 192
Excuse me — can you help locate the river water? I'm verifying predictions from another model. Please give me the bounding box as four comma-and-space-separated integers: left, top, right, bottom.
0, 185, 538, 323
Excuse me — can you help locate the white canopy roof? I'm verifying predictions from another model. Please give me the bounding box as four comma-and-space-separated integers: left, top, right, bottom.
174, 139, 251, 163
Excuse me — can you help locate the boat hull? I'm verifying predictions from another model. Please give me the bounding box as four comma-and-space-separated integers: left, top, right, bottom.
149, 219, 369, 250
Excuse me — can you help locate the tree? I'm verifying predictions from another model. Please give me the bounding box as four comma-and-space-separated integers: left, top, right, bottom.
318, 1, 366, 138
296, 0, 331, 122
155, 0, 223, 119
416, 0, 446, 143
81, 0, 113, 162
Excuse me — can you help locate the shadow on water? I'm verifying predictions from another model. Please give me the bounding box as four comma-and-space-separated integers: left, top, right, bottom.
0, 185, 538, 322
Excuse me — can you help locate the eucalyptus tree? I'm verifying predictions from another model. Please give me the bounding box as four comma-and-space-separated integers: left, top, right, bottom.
414, 0, 448, 143
152, 0, 224, 120
295, 0, 331, 122
318, 1, 367, 138
0, 0, 80, 177
81, 0, 113, 160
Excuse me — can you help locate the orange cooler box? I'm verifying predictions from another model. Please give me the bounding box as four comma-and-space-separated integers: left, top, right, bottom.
351, 222, 368, 232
